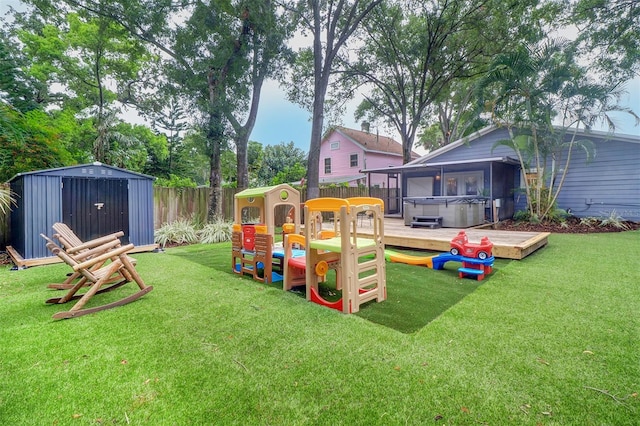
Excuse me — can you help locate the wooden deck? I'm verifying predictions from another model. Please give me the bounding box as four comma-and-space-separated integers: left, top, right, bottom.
356, 218, 549, 260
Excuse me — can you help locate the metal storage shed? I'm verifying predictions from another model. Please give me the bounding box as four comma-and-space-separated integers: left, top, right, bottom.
7, 162, 157, 268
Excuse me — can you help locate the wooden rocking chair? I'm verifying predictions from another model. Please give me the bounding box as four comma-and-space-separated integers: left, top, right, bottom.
47, 223, 134, 290
43, 237, 153, 319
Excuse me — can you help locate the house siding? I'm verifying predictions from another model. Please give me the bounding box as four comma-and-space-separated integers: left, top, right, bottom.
320, 129, 405, 186
420, 127, 640, 221
319, 133, 363, 183
426, 127, 515, 162
551, 138, 640, 220
365, 152, 404, 187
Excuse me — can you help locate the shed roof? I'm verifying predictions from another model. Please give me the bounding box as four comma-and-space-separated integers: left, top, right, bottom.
7, 162, 155, 183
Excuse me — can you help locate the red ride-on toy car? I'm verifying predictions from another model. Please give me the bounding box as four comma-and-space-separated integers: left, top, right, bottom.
450, 231, 493, 260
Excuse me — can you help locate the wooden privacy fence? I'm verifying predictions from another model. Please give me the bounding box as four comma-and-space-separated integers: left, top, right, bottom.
153, 186, 379, 228
0, 185, 388, 249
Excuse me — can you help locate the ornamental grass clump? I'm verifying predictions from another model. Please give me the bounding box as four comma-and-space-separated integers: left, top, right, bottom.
155, 217, 233, 247
154, 218, 199, 248
198, 217, 233, 243
599, 209, 630, 230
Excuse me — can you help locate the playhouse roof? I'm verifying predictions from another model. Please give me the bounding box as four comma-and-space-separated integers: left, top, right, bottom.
234, 184, 298, 199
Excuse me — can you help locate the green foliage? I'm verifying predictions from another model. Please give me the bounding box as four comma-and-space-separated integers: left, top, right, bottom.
352, 0, 550, 162
271, 163, 306, 185
0, 186, 17, 214
0, 30, 42, 113
579, 216, 599, 228
12, 6, 156, 164
198, 218, 233, 244
256, 141, 307, 186
154, 217, 233, 247
512, 209, 534, 223
482, 39, 637, 223
0, 105, 74, 182
570, 0, 640, 79
154, 219, 200, 248
598, 210, 630, 230
114, 123, 169, 175
154, 174, 197, 188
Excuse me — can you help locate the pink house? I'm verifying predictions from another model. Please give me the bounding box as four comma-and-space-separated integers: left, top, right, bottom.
319, 125, 418, 187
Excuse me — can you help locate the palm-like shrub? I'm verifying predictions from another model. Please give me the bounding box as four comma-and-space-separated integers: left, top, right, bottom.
155, 217, 233, 247
198, 217, 233, 244
0, 186, 16, 214
599, 210, 629, 230
154, 219, 200, 248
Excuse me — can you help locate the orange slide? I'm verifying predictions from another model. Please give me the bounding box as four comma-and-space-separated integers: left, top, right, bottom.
385, 249, 435, 268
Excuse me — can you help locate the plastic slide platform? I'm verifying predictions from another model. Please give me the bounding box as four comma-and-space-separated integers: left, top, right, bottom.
384, 249, 435, 268
382, 250, 493, 271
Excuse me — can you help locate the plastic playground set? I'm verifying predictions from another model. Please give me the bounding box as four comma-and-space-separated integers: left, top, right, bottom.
232, 184, 495, 314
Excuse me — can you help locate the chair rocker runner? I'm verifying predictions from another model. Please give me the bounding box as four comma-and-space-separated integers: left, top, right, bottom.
43, 238, 153, 319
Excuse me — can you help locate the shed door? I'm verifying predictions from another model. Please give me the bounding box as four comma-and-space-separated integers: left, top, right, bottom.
62, 177, 129, 243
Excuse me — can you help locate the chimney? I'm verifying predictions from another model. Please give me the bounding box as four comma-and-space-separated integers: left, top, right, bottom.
361, 122, 370, 133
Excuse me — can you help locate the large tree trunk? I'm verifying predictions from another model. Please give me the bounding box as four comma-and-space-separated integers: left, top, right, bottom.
235, 128, 249, 190
306, 86, 327, 201
232, 72, 265, 191
207, 111, 223, 221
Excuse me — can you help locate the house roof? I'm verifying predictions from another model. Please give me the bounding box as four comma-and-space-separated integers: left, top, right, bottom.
362, 124, 640, 174
319, 174, 367, 185
407, 124, 640, 166
405, 125, 500, 165
327, 126, 420, 159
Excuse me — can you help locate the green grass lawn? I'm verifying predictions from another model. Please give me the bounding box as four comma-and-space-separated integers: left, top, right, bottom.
1, 231, 639, 425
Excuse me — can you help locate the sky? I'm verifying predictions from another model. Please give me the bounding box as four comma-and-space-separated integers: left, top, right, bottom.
251, 76, 640, 155
2, 0, 639, 155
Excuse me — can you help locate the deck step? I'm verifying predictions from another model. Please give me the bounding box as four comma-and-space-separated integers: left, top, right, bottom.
410, 215, 443, 228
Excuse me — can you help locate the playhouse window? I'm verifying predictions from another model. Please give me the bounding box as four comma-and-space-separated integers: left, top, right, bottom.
350, 153, 358, 167
324, 158, 332, 174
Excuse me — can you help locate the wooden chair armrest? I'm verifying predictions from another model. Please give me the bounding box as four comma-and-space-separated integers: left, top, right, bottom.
63, 231, 125, 254
72, 244, 134, 271
72, 239, 123, 262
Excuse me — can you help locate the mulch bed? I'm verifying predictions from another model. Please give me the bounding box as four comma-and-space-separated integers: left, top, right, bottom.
492, 216, 640, 234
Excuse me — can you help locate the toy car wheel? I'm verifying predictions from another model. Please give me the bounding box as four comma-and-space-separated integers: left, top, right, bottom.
450, 248, 459, 256
478, 251, 487, 260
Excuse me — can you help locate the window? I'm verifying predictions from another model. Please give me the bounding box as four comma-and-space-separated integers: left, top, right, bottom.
350, 153, 358, 167
523, 168, 540, 188
330, 142, 340, 150
443, 171, 484, 196
446, 178, 458, 196
324, 158, 331, 174
465, 176, 479, 195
